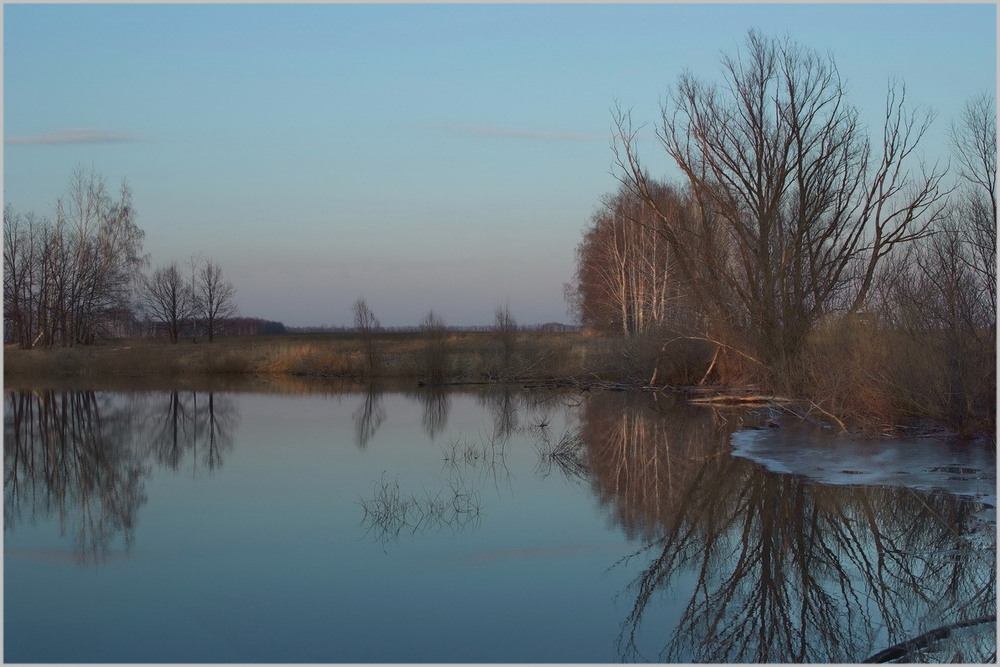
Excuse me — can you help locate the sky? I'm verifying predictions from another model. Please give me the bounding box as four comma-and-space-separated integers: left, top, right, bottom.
3, 3, 996, 328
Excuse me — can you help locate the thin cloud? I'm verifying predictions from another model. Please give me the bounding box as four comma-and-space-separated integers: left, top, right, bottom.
434, 123, 607, 142
5, 128, 142, 145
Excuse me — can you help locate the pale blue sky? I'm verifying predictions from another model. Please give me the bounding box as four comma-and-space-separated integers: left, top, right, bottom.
4, 3, 996, 327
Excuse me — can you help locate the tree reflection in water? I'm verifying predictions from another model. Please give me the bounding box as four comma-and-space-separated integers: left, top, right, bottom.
353, 383, 386, 447
533, 427, 589, 483
5, 389, 239, 564
415, 385, 449, 440
139, 390, 238, 471
579, 391, 996, 663
477, 386, 520, 442
7, 386, 992, 660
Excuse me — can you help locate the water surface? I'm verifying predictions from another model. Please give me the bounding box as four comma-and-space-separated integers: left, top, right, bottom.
4, 380, 995, 662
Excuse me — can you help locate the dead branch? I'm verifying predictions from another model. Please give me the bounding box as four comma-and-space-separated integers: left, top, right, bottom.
861, 615, 996, 663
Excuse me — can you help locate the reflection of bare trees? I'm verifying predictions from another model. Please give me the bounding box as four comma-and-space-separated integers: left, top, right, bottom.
533, 428, 589, 483
579, 392, 996, 662
4, 390, 148, 564
353, 384, 386, 448
583, 392, 735, 542
5, 389, 240, 563
478, 387, 519, 442
416, 386, 449, 440
359, 386, 588, 547
139, 391, 238, 471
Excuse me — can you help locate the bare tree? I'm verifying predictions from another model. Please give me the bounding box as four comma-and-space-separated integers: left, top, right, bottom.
3, 206, 42, 348
864, 93, 998, 435
140, 261, 194, 343
571, 183, 685, 335
948, 93, 996, 319
614, 30, 947, 380
196, 258, 237, 342
480, 300, 521, 380
55, 168, 146, 345
419, 309, 450, 381
3, 169, 145, 347
353, 298, 382, 374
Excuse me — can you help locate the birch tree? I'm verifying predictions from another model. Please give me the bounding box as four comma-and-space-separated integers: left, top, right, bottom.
572, 183, 684, 336
614, 30, 947, 375
3, 169, 145, 347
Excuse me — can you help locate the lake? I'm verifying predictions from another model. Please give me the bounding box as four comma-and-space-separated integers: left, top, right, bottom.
4, 380, 996, 663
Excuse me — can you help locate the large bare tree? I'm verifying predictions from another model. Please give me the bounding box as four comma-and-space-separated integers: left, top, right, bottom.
55, 169, 145, 344
3, 207, 43, 348
140, 261, 194, 343
614, 30, 947, 378
3, 169, 145, 347
195, 258, 237, 342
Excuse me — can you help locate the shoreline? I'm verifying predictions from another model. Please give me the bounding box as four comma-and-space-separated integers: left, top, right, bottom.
5, 332, 995, 442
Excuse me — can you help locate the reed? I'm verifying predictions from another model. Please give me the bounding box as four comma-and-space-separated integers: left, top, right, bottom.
6, 325, 992, 437
4, 331, 598, 382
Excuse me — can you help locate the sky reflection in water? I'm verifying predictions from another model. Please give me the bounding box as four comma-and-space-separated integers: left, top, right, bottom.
4, 384, 995, 663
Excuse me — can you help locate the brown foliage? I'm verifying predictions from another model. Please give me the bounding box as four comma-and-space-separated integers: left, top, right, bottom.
612, 30, 946, 376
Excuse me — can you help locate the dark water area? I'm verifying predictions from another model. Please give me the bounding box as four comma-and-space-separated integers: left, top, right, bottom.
4, 380, 996, 663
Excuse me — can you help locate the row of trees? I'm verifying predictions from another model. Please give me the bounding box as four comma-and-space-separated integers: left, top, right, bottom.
4, 168, 239, 347
6, 389, 239, 562
568, 183, 683, 336
351, 297, 527, 380
569, 30, 995, 432
140, 256, 237, 343
3, 169, 145, 347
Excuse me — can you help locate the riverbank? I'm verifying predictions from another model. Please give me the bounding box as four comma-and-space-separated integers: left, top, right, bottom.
3, 331, 635, 383
6, 331, 994, 441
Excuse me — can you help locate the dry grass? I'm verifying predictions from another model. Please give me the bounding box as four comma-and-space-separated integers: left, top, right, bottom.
10, 326, 990, 437
4, 331, 602, 382
799, 318, 995, 437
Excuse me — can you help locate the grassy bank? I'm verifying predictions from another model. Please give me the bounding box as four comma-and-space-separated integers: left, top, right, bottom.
6, 328, 994, 439
3, 331, 657, 384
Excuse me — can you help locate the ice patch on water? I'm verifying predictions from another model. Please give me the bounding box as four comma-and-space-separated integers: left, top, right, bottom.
730, 423, 997, 512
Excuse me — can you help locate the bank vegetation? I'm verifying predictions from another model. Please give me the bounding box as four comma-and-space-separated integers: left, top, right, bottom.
3, 329, 659, 387
567, 31, 995, 438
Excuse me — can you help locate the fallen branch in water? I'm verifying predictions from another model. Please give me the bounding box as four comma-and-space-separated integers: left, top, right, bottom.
861, 615, 997, 663
806, 400, 849, 433
686, 393, 796, 405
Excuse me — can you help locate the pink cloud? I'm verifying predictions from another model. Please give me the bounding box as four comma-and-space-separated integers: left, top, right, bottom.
5, 128, 142, 145
434, 124, 606, 142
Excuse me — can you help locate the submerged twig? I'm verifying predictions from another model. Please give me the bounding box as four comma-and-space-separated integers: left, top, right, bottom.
861, 615, 997, 663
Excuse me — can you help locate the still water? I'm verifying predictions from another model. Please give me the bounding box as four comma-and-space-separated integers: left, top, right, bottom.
4, 380, 996, 663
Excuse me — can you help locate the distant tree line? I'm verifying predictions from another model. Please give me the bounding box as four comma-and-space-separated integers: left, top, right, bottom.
340, 297, 573, 382
142, 316, 286, 340
568, 30, 995, 434
286, 322, 580, 334
4, 167, 240, 347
